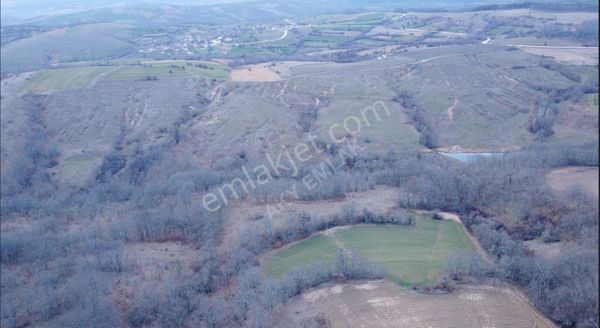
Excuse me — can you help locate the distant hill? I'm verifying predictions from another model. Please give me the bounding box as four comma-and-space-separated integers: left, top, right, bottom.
0, 23, 136, 74
3, 0, 521, 27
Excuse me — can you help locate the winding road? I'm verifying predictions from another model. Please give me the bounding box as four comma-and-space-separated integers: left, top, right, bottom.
234, 25, 295, 45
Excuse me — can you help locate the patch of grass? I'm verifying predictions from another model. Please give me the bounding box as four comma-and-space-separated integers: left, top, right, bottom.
352, 13, 386, 24
315, 80, 420, 153
263, 217, 475, 286
314, 13, 387, 32
1, 23, 136, 74
585, 93, 598, 110
58, 153, 103, 186
21, 61, 229, 93
229, 45, 263, 55
232, 33, 259, 43
446, 26, 467, 33
355, 38, 395, 46
22, 66, 119, 93
391, 34, 420, 42
104, 66, 186, 80
304, 35, 351, 44
317, 23, 373, 32
265, 46, 296, 56
264, 235, 338, 276
107, 61, 229, 80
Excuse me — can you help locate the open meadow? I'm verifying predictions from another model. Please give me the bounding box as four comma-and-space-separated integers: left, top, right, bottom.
264, 215, 475, 286
20, 61, 230, 94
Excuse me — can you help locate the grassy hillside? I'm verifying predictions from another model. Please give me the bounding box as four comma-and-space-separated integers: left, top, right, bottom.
1, 23, 136, 74
20, 61, 229, 93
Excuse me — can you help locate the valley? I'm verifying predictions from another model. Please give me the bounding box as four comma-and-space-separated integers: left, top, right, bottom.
0, 1, 598, 328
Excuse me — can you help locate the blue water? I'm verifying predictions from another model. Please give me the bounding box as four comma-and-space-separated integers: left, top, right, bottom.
439, 152, 503, 163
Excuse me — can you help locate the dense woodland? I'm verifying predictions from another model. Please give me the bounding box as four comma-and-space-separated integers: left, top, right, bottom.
1, 121, 597, 327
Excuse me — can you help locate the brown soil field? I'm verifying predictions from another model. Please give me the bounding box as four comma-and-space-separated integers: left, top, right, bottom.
275, 280, 557, 328
523, 239, 572, 259
520, 47, 598, 65
230, 64, 282, 82
545, 166, 599, 199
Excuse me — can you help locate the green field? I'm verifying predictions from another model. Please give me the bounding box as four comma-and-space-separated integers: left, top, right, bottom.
21, 61, 229, 93
264, 217, 475, 286
585, 93, 599, 110
113, 61, 230, 80
229, 45, 265, 55
22, 66, 119, 93
304, 34, 351, 44
315, 14, 388, 32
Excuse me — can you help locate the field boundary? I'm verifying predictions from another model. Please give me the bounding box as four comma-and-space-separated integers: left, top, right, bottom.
460, 283, 558, 328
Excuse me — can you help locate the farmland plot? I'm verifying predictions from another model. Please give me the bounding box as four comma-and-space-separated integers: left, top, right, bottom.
276, 280, 556, 328
264, 216, 474, 286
